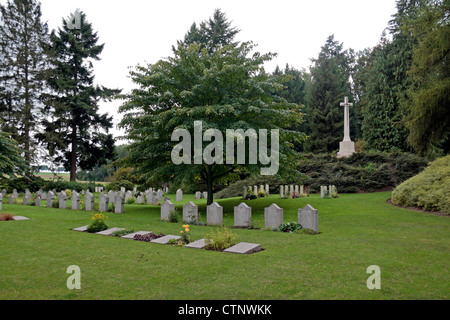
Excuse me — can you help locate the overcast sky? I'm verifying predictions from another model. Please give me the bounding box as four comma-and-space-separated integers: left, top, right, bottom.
32, 0, 398, 138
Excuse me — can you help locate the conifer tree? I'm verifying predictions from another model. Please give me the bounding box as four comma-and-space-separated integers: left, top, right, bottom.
38, 10, 120, 181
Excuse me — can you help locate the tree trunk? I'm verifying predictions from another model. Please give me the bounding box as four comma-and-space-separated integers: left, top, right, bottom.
70, 122, 77, 181
206, 165, 214, 205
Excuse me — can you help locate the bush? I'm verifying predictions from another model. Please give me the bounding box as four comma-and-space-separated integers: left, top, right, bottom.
86, 213, 108, 233
392, 155, 450, 214
106, 180, 134, 192
0, 214, 15, 221
204, 228, 237, 251
277, 222, 302, 233
126, 197, 136, 204
168, 209, 179, 223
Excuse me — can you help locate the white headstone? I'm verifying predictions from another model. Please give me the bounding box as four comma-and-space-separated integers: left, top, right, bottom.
176, 189, 183, 202
207, 202, 223, 226
183, 201, 198, 224
298, 204, 319, 233
47, 191, 55, 208
114, 194, 125, 213
234, 203, 252, 227
72, 191, 81, 210
85, 191, 94, 211
58, 191, 67, 209
264, 203, 283, 229
99, 192, 109, 212
161, 199, 175, 221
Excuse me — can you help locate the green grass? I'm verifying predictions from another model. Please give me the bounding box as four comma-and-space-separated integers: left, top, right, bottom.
0, 192, 449, 300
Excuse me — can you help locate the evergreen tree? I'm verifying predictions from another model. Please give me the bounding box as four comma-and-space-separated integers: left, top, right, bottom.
361, 0, 423, 152
0, 126, 27, 176
180, 9, 240, 53
0, 0, 50, 174
304, 35, 354, 153
402, 0, 450, 157
38, 10, 120, 181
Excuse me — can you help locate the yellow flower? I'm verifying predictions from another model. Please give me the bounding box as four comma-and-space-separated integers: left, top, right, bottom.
185, 228, 189, 232
180, 231, 184, 234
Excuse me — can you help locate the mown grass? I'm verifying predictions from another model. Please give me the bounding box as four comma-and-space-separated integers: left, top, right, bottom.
0, 192, 448, 300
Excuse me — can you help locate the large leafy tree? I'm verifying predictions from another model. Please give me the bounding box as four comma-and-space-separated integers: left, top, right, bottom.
0, 0, 50, 174
38, 10, 120, 181
119, 41, 305, 205
304, 35, 354, 153
402, 0, 450, 156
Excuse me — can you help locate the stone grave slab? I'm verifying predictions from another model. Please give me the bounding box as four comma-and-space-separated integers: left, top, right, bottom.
224, 242, 261, 255
150, 234, 181, 244
121, 231, 153, 239
13, 216, 29, 221
184, 239, 207, 249
96, 227, 125, 236
72, 225, 89, 232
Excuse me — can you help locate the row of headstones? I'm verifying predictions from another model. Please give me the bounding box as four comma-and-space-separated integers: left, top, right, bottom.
320, 185, 337, 198
136, 189, 166, 204
160, 199, 319, 232
194, 191, 208, 200
0, 189, 128, 214
243, 184, 270, 198
279, 185, 306, 198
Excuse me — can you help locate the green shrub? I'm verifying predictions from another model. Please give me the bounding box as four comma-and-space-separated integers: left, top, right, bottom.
392, 155, 450, 214
65, 189, 72, 198
106, 180, 134, 192
168, 209, 179, 223
86, 213, 108, 233
204, 228, 237, 251
126, 197, 136, 204
277, 222, 303, 233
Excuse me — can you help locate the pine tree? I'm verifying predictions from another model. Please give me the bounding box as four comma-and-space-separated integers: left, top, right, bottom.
304, 35, 354, 153
38, 10, 120, 181
0, 0, 50, 174
179, 9, 240, 53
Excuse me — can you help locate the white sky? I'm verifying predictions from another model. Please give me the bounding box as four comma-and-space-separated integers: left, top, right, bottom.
16, 0, 399, 138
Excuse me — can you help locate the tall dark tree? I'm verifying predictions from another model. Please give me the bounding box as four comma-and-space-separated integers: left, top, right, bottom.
360, 0, 423, 152
38, 10, 120, 181
402, 0, 450, 157
180, 8, 240, 53
304, 35, 354, 153
0, 0, 50, 174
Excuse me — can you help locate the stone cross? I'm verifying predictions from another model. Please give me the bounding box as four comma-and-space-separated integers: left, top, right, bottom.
340, 96, 353, 142
337, 96, 356, 158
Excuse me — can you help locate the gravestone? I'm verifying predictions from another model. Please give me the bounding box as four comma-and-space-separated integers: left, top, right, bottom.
136, 193, 143, 204
150, 234, 181, 244
72, 191, 81, 210
298, 204, 319, 233
295, 185, 299, 194
47, 191, 55, 208
176, 189, 183, 202
161, 199, 175, 221
145, 191, 152, 204
1, 189, 6, 196
300, 185, 304, 195
120, 187, 125, 193
108, 190, 116, 204
9, 195, 15, 204
99, 192, 109, 212
195, 191, 201, 200
125, 190, 133, 201
202, 191, 208, 199
320, 186, 328, 198
151, 192, 158, 205
121, 231, 153, 239
183, 201, 198, 224
156, 189, 164, 202
25, 189, 32, 199
58, 191, 67, 209
280, 185, 284, 199
253, 185, 258, 195
0, 193, 2, 211
242, 187, 247, 199
13, 189, 18, 198
207, 202, 223, 226
264, 203, 283, 229
224, 242, 261, 255
96, 227, 125, 236
35, 195, 41, 207
265, 184, 270, 195
85, 191, 94, 211
184, 239, 207, 249
234, 203, 252, 228
114, 194, 125, 213
22, 196, 28, 206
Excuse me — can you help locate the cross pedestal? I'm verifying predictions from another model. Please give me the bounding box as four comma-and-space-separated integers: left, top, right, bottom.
337, 96, 355, 158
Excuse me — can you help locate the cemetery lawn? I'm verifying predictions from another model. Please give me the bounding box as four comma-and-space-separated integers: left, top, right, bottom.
0, 192, 448, 300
